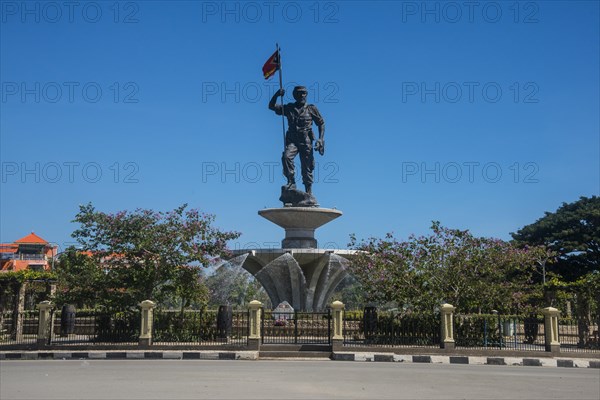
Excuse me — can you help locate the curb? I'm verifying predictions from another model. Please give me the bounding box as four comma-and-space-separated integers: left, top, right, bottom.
2, 351, 599, 369
0, 351, 258, 361
330, 352, 600, 368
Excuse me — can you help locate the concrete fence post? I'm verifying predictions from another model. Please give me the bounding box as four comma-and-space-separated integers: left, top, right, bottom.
37, 301, 53, 348
139, 300, 156, 347
248, 300, 262, 350
542, 306, 560, 353
440, 303, 456, 350
331, 301, 344, 351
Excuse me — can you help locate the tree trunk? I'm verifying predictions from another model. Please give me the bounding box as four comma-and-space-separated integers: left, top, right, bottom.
45, 282, 57, 299
575, 294, 590, 348
11, 281, 27, 341
0, 284, 11, 337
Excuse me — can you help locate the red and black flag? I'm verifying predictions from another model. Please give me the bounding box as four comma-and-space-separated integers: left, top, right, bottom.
262, 49, 280, 80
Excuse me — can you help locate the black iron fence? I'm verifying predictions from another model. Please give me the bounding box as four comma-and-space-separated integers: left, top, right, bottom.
0, 310, 39, 347
49, 309, 140, 346
343, 309, 440, 348
152, 309, 248, 346
261, 309, 331, 344
455, 314, 545, 351
558, 317, 600, 353
2, 304, 599, 355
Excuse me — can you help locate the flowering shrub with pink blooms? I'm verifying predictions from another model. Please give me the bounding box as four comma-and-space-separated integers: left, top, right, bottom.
348, 221, 552, 314
56, 203, 240, 311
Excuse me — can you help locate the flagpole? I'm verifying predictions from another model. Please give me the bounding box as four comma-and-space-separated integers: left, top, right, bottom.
276, 43, 286, 151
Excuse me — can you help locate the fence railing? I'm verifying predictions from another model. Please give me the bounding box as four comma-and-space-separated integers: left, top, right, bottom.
48, 310, 140, 346
0, 310, 39, 347
261, 310, 331, 344
152, 309, 248, 346
558, 318, 600, 353
343, 310, 440, 348
0, 301, 598, 355
455, 314, 546, 352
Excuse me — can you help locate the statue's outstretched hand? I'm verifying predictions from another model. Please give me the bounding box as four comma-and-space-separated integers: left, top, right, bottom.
276, 88, 285, 97
315, 139, 325, 156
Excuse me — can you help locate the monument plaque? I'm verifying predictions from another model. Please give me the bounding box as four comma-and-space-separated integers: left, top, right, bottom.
273, 301, 294, 321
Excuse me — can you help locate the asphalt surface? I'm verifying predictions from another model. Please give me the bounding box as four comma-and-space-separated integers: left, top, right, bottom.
1, 360, 599, 400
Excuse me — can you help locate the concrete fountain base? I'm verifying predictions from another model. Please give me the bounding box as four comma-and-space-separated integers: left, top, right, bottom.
230, 248, 356, 312
224, 207, 354, 311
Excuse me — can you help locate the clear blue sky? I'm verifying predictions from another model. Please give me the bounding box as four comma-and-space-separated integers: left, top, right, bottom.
1, 0, 598, 252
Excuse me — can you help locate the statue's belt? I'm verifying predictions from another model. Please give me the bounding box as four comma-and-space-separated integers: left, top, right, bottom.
287, 129, 313, 137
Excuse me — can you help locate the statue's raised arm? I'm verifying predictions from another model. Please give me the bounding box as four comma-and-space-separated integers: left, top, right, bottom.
269, 88, 285, 112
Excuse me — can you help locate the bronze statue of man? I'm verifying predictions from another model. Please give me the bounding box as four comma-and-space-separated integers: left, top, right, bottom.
269, 86, 325, 195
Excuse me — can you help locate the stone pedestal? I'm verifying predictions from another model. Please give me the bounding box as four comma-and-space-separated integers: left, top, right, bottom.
440, 303, 456, 350
258, 207, 342, 249
542, 306, 560, 353
139, 300, 156, 347
37, 301, 53, 348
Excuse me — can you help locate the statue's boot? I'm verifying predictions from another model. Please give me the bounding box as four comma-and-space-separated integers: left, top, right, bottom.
285, 178, 296, 190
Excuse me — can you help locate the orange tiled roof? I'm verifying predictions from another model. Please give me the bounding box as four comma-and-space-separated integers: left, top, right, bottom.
80, 250, 124, 258
14, 232, 48, 244
0, 244, 18, 253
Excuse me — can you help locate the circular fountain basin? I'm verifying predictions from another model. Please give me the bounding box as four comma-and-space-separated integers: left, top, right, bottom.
258, 207, 342, 248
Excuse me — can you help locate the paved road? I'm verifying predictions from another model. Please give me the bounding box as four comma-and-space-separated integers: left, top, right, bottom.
1, 360, 598, 399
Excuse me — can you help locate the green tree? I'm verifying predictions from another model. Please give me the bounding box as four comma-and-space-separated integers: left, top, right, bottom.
349, 222, 549, 314
54, 248, 105, 308
328, 275, 366, 310
512, 196, 600, 347
511, 196, 599, 281
58, 203, 240, 310
164, 265, 210, 313
0, 270, 56, 311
